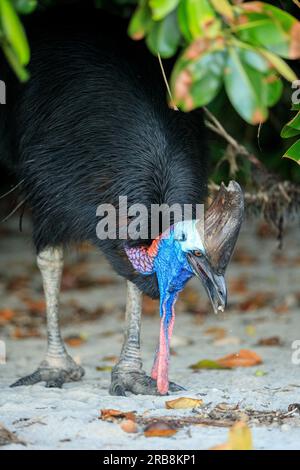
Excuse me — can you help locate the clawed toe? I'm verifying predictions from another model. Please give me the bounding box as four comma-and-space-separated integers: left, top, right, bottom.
110, 367, 184, 396
11, 359, 84, 388
169, 381, 186, 392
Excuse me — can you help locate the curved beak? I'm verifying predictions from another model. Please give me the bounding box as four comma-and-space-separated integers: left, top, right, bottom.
187, 252, 227, 315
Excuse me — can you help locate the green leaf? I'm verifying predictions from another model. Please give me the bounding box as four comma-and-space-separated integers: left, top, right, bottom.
0, 0, 30, 65
12, 0, 37, 15
283, 139, 300, 164
128, 0, 153, 40
177, 0, 192, 41
171, 49, 225, 110
224, 47, 268, 124
234, 2, 300, 59
149, 0, 179, 21
146, 10, 180, 58
232, 39, 297, 82
177, 0, 218, 39
281, 111, 300, 138
189, 359, 230, 370
2, 42, 29, 81
255, 369, 267, 377
258, 48, 297, 82
209, 0, 234, 21
263, 74, 283, 108
96, 365, 113, 372
240, 48, 269, 73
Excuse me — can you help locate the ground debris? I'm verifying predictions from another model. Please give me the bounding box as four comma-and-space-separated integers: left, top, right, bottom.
0, 423, 26, 447
136, 403, 300, 429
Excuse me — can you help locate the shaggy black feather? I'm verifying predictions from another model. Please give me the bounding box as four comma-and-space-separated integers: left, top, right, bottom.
0, 9, 208, 298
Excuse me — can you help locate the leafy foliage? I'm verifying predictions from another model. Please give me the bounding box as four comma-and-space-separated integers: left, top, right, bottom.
0, 0, 299, 171
0, 0, 35, 81
281, 102, 300, 164
129, 0, 299, 125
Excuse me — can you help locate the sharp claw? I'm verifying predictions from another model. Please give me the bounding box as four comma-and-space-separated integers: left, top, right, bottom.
110, 383, 127, 396
46, 377, 64, 388
10, 370, 42, 387
169, 381, 186, 392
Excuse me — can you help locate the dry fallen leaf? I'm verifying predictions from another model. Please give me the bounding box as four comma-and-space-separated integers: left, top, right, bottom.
0, 308, 16, 324
217, 349, 262, 368
211, 421, 253, 450
64, 334, 86, 347
144, 421, 177, 438
23, 299, 46, 315
238, 293, 274, 312
102, 355, 118, 362
120, 419, 138, 433
257, 336, 282, 347
99, 409, 136, 423
11, 327, 42, 339
232, 249, 258, 265
229, 277, 249, 295
214, 336, 241, 347
204, 327, 227, 341
273, 303, 290, 314
0, 423, 25, 447
165, 397, 203, 410
191, 349, 262, 370
96, 365, 112, 372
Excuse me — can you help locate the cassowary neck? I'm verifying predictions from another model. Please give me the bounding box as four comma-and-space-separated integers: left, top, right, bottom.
151, 236, 192, 394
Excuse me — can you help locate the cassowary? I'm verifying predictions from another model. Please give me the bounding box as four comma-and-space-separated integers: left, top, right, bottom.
0, 11, 243, 395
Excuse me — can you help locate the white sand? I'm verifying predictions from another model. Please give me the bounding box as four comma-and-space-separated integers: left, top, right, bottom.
0, 218, 300, 449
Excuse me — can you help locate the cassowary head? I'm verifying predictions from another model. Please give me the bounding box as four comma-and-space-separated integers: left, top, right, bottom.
126, 181, 244, 313
125, 181, 244, 394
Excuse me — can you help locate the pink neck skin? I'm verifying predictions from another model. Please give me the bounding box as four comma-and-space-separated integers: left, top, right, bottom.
151, 303, 176, 395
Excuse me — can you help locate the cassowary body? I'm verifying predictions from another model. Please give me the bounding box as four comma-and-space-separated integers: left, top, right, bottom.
1, 12, 243, 395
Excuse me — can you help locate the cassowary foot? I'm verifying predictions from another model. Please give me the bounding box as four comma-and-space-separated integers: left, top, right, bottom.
10, 355, 85, 388
109, 366, 184, 396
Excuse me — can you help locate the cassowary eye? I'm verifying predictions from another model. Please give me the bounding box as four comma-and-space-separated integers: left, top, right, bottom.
193, 250, 202, 257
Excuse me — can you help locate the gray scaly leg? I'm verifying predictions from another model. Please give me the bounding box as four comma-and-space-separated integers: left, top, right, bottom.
110, 281, 183, 396
11, 247, 84, 388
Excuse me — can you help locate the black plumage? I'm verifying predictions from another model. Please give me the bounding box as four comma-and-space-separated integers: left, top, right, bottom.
0, 9, 208, 299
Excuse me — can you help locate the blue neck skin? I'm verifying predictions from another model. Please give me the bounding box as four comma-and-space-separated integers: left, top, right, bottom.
153, 229, 193, 325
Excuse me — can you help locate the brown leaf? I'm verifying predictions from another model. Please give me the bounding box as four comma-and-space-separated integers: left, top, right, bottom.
99, 409, 136, 423
217, 349, 262, 368
229, 277, 248, 295
11, 327, 42, 339
256, 222, 276, 239
257, 336, 282, 346
23, 299, 46, 315
144, 421, 177, 438
204, 327, 227, 341
6, 275, 29, 292
238, 292, 274, 312
232, 248, 258, 265
120, 419, 138, 433
273, 303, 290, 314
0, 308, 16, 324
165, 397, 203, 410
102, 355, 118, 363
64, 334, 86, 347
